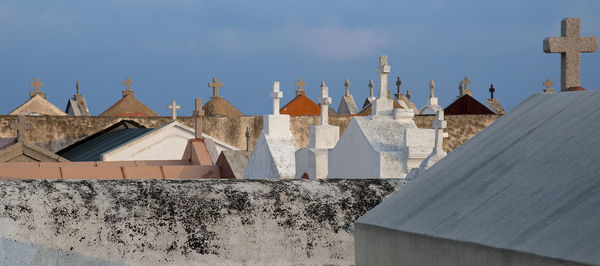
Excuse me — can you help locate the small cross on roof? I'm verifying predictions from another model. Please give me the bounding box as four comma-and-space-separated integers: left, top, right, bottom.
295, 78, 306, 96
543, 78, 555, 93
122, 77, 134, 97
208, 78, 223, 98
168, 100, 181, 120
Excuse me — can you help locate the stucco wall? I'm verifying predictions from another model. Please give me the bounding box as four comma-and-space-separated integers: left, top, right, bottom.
0, 179, 404, 265
0, 114, 499, 153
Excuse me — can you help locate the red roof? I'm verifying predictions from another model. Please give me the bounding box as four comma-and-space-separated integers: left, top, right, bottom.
444, 94, 494, 115
280, 94, 321, 116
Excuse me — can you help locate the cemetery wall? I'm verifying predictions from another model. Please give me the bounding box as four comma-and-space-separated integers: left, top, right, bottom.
0, 179, 404, 265
0, 114, 499, 153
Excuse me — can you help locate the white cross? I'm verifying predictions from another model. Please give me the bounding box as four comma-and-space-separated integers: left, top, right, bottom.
544, 18, 598, 90
432, 110, 448, 154
168, 100, 180, 120
318, 81, 332, 125
270, 81, 283, 115
376, 55, 391, 98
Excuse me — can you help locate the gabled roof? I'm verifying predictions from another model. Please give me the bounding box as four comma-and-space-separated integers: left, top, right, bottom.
0, 141, 68, 162
56, 120, 152, 161
358, 98, 406, 116
444, 94, 494, 115
65, 96, 91, 116
280, 94, 321, 116
350, 116, 425, 152
216, 150, 250, 179
9, 95, 67, 116
357, 91, 600, 265
202, 97, 244, 117
337, 95, 359, 115
100, 94, 158, 117
486, 98, 505, 114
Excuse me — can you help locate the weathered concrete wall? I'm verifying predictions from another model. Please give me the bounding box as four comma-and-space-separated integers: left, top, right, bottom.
0, 114, 499, 153
0, 179, 404, 265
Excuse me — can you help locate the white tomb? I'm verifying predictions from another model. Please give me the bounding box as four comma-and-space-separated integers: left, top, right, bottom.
244, 81, 298, 179
337, 79, 359, 115
328, 56, 435, 178
295, 81, 340, 179
419, 80, 443, 115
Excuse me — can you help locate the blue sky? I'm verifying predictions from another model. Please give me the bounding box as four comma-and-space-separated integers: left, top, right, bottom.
0, 0, 598, 116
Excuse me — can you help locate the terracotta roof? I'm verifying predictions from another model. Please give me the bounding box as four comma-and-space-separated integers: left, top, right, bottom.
202, 97, 244, 117
100, 94, 158, 117
280, 94, 321, 116
444, 94, 495, 115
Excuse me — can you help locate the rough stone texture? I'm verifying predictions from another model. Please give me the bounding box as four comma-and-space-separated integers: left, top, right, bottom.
0, 114, 499, 155
8, 95, 67, 116
0, 179, 404, 265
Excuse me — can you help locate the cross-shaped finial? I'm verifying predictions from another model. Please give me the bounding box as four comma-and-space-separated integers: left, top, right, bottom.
245, 127, 250, 151
208, 78, 223, 98
319, 81, 332, 125
395, 77, 402, 94
543, 78, 555, 93
270, 81, 283, 115
295, 78, 306, 96
429, 80, 435, 98
368, 80, 375, 98
10, 115, 32, 143
122, 77, 134, 97
344, 79, 351, 96
193, 98, 204, 139
76, 80, 80, 97
489, 84, 496, 99
406, 90, 412, 100
168, 100, 181, 120
544, 18, 598, 90
30, 78, 43, 92
461, 77, 471, 91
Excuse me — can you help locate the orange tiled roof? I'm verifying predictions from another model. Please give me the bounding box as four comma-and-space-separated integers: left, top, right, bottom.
280, 94, 321, 116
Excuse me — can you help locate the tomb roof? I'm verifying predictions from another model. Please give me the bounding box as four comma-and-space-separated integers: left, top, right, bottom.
202, 96, 244, 117
357, 90, 600, 265
99, 94, 158, 117
9, 94, 67, 116
444, 94, 494, 115
280, 94, 321, 116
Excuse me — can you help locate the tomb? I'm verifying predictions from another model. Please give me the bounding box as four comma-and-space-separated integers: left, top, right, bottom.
336, 79, 359, 115
0, 116, 67, 162
100, 77, 158, 117
328, 56, 435, 178
202, 78, 244, 116
244, 81, 298, 179
419, 80, 443, 115
65, 80, 91, 116
280, 78, 323, 116
295, 81, 339, 179
485, 84, 505, 114
361, 80, 377, 109
392, 77, 419, 114
9, 78, 67, 116
444, 77, 495, 115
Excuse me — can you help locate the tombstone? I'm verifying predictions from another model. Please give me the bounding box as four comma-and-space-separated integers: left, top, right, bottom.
168, 100, 181, 120
543, 18, 598, 91
244, 81, 298, 179
295, 81, 340, 179
337, 79, 359, 114
485, 84, 505, 114
328, 56, 435, 178
420, 80, 443, 115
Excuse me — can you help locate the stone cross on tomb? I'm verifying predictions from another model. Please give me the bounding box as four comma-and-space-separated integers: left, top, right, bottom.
295, 78, 306, 96
432, 110, 448, 155
489, 84, 496, 99
368, 80, 375, 99
245, 127, 250, 151
406, 90, 412, 100
376, 56, 391, 97
344, 79, 351, 96
75, 80, 80, 96
168, 100, 181, 120
208, 78, 223, 98
395, 77, 404, 99
29, 78, 46, 99
543, 78, 555, 93
10, 116, 32, 143
319, 81, 332, 125
544, 18, 598, 91
270, 81, 283, 115
429, 80, 435, 98
460, 77, 472, 96
193, 98, 204, 139
122, 77, 134, 97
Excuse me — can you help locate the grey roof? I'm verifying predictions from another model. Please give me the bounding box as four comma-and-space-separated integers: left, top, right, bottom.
357, 90, 600, 265
57, 121, 152, 161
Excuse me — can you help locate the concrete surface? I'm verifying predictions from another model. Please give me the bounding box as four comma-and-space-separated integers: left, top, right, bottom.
0, 179, 404, 265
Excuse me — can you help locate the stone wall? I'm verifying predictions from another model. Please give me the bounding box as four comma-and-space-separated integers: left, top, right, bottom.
0, 114, 500, 153
0, 179, 403, 265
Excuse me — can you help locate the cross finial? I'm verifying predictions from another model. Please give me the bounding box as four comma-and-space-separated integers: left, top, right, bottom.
406, 90, 412, 100
270, 81, 283, 115
429, 80, 435, 98
76, 80, 80, 96
461, 77, 471, 90
122, 77, 134, 97
395, 77, 402, 94
29, 78, 46, 99
295, 78, 306, 96
543, 78, 555, 93
10, 115, 32, 143
368, 80, 375, 98
489, 84, 496, 99
208, 78, 224, 98
193, 98, 204, 139
168, 100, 181, 120
544, 18, 598, 91
318, 81, 332, 125
459, 77, 473, 96
344, 79, 350, 96
376, 55, 391, 98
245, 127, 250, 151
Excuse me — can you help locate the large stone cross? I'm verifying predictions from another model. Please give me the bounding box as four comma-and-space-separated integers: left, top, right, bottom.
295, 78, 306, 96
29, 78, 46, 99
318, 81, 332, 125
429, 80, 435, 98
543, 78, 555, 93
122, 77, 134, 97
10, 115, 32, 143
368, 80, 375, 98
76, 80, 80, 96
544, 18, 598, 90
193, 98, 204, 139
168, 100, 181, 120
460, 77, 472, 96
376, 56, 391, 98
489, 84, 496, 99
208, 78, 223, 98
270, 81, 283, 115
344, 79, 350, 96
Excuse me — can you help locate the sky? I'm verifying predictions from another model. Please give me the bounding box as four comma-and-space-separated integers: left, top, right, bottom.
0, 0, 598, 116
